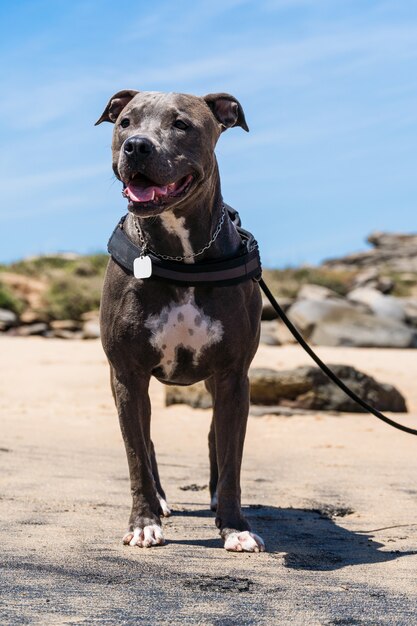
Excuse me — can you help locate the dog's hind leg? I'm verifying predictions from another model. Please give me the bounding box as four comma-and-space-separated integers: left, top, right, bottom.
150, 440, 171, 517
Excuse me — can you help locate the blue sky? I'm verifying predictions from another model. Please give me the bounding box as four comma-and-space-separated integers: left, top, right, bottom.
1, 0, 416, 267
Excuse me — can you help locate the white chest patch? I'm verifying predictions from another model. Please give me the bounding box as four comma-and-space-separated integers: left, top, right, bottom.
144, 289, 223, 378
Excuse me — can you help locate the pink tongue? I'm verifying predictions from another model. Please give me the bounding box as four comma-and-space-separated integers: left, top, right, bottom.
125, 183, 168, 203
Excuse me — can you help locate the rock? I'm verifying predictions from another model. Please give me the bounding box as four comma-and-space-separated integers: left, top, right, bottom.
323, 231, 417, 273
51, 329, 83, 339
297, 284, 342, 301
13, 323, 49, 337
50, 319, 82, 331
249, 368, 312, 404
352, 268, 394, 294
288, 297, 416, 347
50, 320, 83, 338
165, 365, 407, 413
368, 232, 417, 249
0, 308, 18, 330
259, 321, 281, 346
261, 296, 292, 320
261, 298, 277, 321
19, 310, 49, 324
398, 298, 417, 327
166, 381, 211, 409
250, 405, 314, 417
275, 321, 298, 344
347, 287, 406, 322
81, 310, 100, 322
166, 368, 309, 409
376, 276, 395, 294
311, 315, 416, 348
290, 365, 407, 412
82, 320, 100, 339
287, 299, 367, 338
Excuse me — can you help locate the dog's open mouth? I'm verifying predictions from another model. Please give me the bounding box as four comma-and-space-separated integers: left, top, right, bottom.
123, 173, 193, 205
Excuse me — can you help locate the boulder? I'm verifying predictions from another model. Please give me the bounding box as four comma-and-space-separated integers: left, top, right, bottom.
261, 296, 292, 320
287, 299, 367, 338
51, 329, 83, 339
50, 319, 83, 338
297, 284, 342, 301
0, 308, 18, 330
249, 405, 313, 417
398, 298, 417, 327
19, 310, 49, 324
261, 298, 278, 321
165, 381, 211, 409
259, 321, 281, 346
368, 231, 417, 249
275, 321, 298, 344
352, 268, 394, 294
50, 319, 82, 331
82, 320, 100, 339
347, 287, 406, 322
286, 364, 407, 412
323, 231, 417, 273
13, 323, 49, 337
81, 310, 100, 322
165, 365, 407, 413
311, 315, 416, 348
249, 368, 312, 404
288, 297, 416, 348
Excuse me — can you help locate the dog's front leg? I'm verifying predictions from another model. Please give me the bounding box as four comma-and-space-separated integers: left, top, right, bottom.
211, 370, 265, 553
111, 369, 165, 548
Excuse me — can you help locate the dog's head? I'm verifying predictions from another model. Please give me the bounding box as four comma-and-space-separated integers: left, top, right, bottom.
95, 90, 248, 217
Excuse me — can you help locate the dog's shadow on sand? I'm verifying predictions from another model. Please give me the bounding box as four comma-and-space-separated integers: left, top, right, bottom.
169, 505, 416, 570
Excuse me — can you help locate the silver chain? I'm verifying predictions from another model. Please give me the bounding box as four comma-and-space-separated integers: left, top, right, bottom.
134, 204, 227, 262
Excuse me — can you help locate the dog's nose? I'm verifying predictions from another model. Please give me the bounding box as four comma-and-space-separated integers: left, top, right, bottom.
123, 136, 154, 158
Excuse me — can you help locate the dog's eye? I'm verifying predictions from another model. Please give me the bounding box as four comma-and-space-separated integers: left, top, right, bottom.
173, 120, 189, 131
120, 118, 130, 128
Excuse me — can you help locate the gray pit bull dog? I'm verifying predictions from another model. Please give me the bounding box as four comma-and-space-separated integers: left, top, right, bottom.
96, 90, 265, 552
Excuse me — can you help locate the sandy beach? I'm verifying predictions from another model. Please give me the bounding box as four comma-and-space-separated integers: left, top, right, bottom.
1, 336, 417, 625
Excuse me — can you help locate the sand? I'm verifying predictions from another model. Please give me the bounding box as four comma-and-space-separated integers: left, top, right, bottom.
1, 336, 417, 625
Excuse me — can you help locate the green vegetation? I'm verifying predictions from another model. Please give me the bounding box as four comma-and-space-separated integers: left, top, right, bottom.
262, 266, 358, 299
388, 272, 417, 297
43, 274, 103, 321
0, 252, 416, 324
0, 281, 25, 315
8, 254, 109, 279
0, 253, 109, 321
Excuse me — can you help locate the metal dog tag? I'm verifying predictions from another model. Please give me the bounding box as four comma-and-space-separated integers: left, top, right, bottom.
133, 255, 152, 279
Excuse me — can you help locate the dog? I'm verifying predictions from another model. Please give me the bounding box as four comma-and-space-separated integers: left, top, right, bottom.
96, 90, 265, 552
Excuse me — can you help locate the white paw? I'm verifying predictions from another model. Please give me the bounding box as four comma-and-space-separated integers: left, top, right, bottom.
123, 524, 165, 548
158, 494, 171, 517
210, 493, 218, 511
224, 531, 265, 553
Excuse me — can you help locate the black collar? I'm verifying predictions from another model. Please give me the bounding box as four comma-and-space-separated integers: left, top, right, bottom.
107, 203, 262, 286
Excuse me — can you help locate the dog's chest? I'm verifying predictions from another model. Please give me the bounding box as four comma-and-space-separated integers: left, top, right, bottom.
144, 288, 223, 378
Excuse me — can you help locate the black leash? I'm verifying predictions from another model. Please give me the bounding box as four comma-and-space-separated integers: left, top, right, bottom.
259, 278, 417, 436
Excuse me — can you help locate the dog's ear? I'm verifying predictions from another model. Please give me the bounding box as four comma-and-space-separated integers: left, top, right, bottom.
94, 90, 139, 125
203, 93, 249, 132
